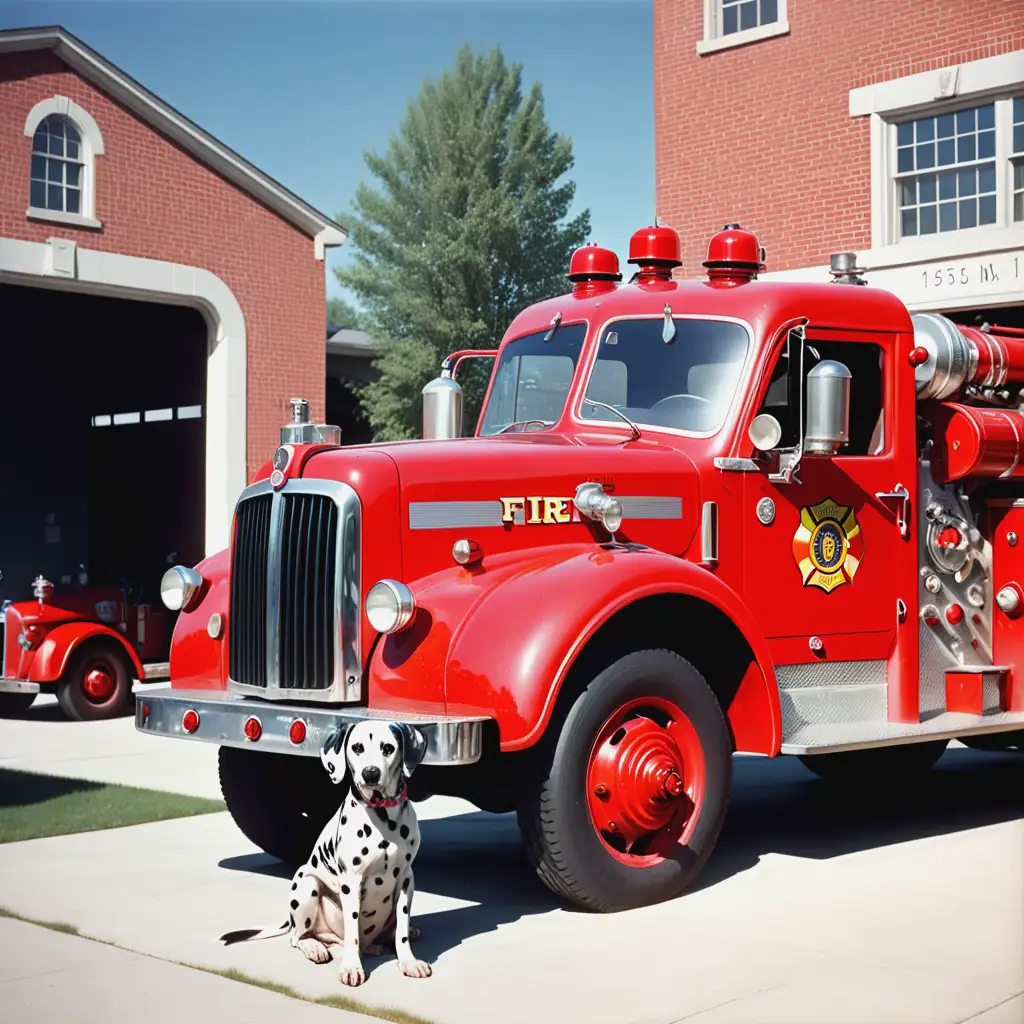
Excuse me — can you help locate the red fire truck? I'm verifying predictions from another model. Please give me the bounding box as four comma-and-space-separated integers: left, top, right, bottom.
1, 571, 170, 720
135, 224, 1024, 911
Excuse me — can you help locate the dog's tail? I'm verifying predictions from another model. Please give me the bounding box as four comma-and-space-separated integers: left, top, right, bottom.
218, 921, 290, 945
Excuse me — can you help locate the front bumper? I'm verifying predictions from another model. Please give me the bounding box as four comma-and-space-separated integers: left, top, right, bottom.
135, 688, 487, 766
0, 678, 39, 696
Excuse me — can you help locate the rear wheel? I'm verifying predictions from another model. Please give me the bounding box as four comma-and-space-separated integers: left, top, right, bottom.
516, 648, 732, 912
219, 746, 341, 864
798, 739, 949, 783
56, 643, 133, 721
0, 692, 37, 716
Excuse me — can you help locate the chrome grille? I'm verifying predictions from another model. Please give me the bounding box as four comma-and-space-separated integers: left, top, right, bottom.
228, 479, 361, 703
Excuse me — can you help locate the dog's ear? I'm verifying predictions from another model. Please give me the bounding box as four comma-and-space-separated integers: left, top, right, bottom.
320, 725, 349, 785
388, 722, 427, 779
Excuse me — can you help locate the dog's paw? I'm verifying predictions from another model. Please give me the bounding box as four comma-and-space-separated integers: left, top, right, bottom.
338, 965, 366, 987
399, 958, 432, 979
297, 938, 331, 964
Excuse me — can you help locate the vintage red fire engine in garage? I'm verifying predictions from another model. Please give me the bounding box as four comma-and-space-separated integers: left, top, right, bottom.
135, 225, 1024, 911
1, 570, 170, 720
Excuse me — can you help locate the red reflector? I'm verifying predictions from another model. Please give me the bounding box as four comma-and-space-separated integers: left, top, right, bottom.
243, 716, 262, 742
924, 616, 939, 627
182, 709, 200, 733
937, 526, 962, 549
946, 603, 964, 625
289, 719, 307, 745
909, 346, 929, 367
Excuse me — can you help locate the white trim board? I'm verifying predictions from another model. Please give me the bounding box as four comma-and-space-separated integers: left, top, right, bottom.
1, 25, 346, 260
0, 235, 247, 556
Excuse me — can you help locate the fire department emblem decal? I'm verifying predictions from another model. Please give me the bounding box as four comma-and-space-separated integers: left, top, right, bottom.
792, 497, 862, 594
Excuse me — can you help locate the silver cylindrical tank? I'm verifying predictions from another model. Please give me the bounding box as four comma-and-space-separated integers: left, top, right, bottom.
805, 360, 851, 455
422, 372, 464, 440
911, 313, 978, 400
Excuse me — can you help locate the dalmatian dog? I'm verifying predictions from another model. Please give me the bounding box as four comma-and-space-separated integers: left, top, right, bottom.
220, 719, 430, 987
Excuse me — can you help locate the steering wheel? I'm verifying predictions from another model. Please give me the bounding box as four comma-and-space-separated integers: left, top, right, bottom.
651, 393, 712, 410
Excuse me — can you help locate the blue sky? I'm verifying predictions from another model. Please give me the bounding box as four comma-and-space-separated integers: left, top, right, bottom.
1, 0, 655, 307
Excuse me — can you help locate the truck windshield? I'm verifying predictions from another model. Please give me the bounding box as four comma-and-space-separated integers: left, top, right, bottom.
478, 322, 587, 435
581, 317, 749, 434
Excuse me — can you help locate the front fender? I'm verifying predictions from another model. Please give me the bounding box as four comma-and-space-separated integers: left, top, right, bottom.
167, 548, 230, 689
31, 622, 145, 683
441, 545, 781, 754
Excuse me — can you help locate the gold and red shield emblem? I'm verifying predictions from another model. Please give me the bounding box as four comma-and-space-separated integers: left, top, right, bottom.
792, 497, 862, 594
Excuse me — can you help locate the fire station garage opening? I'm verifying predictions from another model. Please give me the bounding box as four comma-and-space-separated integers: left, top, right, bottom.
0, 283, 206, 620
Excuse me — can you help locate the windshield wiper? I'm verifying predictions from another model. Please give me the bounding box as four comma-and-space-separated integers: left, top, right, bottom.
581, 398, 642, 441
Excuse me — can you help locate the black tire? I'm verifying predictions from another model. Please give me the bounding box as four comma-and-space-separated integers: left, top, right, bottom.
219, 746, 341, 864
516, 648, 732, 913
56, 642, 133, 721
0, 692, 37, 716
958, 730, 1024, 753
798, 739, 949, 783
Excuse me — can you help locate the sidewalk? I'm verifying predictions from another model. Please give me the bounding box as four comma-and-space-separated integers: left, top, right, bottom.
0, 917, 381, 1024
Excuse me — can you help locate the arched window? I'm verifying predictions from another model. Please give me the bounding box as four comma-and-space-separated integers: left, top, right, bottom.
30, 115, 84, 214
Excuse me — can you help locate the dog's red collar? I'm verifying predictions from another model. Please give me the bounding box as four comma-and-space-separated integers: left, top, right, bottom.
366, 786, 406, 808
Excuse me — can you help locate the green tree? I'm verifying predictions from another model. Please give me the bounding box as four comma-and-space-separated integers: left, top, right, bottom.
326, 296, 364, 331
335, 44, 590, 440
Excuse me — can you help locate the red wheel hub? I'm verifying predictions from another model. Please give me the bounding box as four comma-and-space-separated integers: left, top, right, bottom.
83, 665, 115, 701
586, 697, 706, 864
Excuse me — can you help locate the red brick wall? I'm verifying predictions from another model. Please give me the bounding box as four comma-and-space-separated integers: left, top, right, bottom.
654, 0, 1024, 276
0, 49, 326, 482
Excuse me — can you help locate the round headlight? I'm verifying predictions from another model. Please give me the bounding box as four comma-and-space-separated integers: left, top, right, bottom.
365, 579, 416, 634
600, 498, 623, 534
160, 566, 204, 612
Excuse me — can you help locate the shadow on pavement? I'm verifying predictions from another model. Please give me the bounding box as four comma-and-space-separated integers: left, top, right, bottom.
217, 746, 1024, 954
0, 768, 103, 809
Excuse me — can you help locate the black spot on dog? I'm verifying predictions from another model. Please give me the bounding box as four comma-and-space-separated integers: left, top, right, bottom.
411, 839, 416, 847
373, 807, 389, 825
365, 924, 376, 935
352, 857, 361, 866
311, 855, 318, 868
375, 877, 383, 885
361, 847, 369, 856
298, 870, 304, 877
305, 918, 312, 929
326, 862, 337, 876
328, 838, 335, 856
352, 912, 358, 920
401, 937, 408, 944
351, 800, 356, 808
393, 867, 400, 878
402, 905, 409, 914
388, 820, 397, 832
399, 825, 410, 839
406, 853, 411, 862
402, 878, 410, 891
291, 882, 297, 890
362, 910, 376, 918
290, 899, 299, 910
341, 816, 347, 825
356, 828, 363, 839
383, 894, 391, 903
311, 891, 318, 900
220, 928, 262, 945
378, 840, 388, 850
341, 885, 351, 895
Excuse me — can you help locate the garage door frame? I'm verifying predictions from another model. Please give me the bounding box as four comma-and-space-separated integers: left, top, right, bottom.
0, 235, 245, 557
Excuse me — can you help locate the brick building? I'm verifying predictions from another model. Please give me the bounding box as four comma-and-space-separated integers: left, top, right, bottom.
655, 1, 1024, 322
0, 25, 347, 599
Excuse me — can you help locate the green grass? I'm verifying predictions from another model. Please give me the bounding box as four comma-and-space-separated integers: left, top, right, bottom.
0, 907, 437, 1024
0, 769, 225, 843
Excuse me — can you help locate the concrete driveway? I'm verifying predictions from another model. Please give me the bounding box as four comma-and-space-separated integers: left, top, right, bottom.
0, 698, 1022, 1024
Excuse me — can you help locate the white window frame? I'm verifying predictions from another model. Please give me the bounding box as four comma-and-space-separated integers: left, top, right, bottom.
23, 95, 104, 230
851, 50, 1024, 261
698, 0, 789, 56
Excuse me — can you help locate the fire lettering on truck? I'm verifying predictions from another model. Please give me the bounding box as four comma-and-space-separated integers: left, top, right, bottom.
500, 497, 572, 524
792, 498, 862, 594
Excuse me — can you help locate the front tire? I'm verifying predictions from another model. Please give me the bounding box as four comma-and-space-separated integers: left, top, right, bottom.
0, 692, 37, 716
516, 649, 732, 912
798, 739, 949, 783
219, 746, 341, 864
56, 642, 133, 721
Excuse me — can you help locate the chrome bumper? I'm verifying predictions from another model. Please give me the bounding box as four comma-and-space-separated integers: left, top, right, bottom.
135, 688, 486, 765
0, 678, 39, 696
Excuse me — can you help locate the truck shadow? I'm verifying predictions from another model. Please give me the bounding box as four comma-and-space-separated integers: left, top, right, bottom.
218, 745, 1023, 959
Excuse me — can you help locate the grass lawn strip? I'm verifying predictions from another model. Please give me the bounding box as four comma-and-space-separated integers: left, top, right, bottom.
0, 908, 437, 1024
0, 768, 225, 844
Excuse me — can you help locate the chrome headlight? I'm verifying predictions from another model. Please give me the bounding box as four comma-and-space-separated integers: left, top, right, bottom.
160, 566, 204, 612
574, 482, 624, 535
365, 579, 416, 634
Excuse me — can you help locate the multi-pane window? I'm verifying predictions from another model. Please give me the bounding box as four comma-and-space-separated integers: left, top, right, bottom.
896, 103, 996, 237
1013, 96, 1024, 222
30, 115, 83, 215
719, 0, 778, 35
895, 95, 1024, 239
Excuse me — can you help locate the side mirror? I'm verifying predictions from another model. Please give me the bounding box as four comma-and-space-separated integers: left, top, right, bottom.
748, 413, 782, 452
804, 360, 851, 455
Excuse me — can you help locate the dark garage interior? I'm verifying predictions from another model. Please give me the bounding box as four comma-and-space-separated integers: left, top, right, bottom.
0, 283, 207, 616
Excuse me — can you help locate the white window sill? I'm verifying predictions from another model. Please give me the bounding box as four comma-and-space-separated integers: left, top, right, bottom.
697, 20, 789, 55
865, 224, 1024, 269
26, 207, 102, 230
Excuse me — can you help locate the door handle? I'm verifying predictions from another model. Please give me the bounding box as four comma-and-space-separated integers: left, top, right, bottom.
875, 484, 910, 539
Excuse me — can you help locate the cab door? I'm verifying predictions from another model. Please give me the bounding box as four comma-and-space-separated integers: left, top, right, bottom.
741, 327, 918, 668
